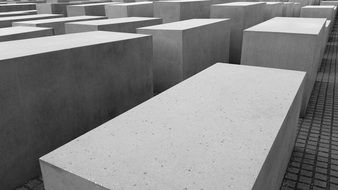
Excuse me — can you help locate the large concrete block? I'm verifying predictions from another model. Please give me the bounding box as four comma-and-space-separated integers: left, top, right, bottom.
105, 2, 153, 18
264, 2, 283, 21
12, 15, 106, 34
241, 17, 326, 116
40, 63, 305, 190
320, 1, 338, 6
0, 26, 53, 41
0, 31, 153, 190
138, 19, 230, 92
0, 3, 36, 12
0, 10, 37, 17
300, 5, 336, 21
293, 2, 301, 17
66, 17, 162, 33
67, 2, 118, 16
210, 2, 265, 64
0, 14, 63, 28
154, 0, 211, 23
282, 2, 294, 17
289, 0, 311, 7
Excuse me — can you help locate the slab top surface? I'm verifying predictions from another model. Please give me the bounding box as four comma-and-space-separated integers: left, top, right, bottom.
13, 15, 105, 25
213, 2, 265, 7
138, 18, 229, 31
0, 31, 149, 60
0, 14, 63, 21
112, 1, 153, 6
0, 10, 37, 15
40, 63, 305, 190
156, 0, 209, 3
0, 26, 51, 35
245, 17, 326, 35
69, 2, 119, 7
67, 17, 161, 26
266, 2, 282, 5
303, 5, 336, 9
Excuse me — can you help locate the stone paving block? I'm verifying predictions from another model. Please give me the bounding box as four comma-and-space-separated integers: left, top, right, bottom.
301, 5, 336, 21
241, 17, 326, 116
138, 18, 230, 92
210, 2, 265, 64
0, 26, 53, 42
0, 10, 37, 17
0, 31, 153, 190
39, 62, 305, 190
154, 0, 211, 23
65, 17, 162, 33
0, 14, 63, 28
12, 15, 106, 34
105, 2, 153, 18
0, 3, 36, 12
264, 2, 283, 21
67, 2, 118, 16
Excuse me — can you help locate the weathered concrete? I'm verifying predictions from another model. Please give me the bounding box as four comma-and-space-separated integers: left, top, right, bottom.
0, 14, 63, 28
138, 19, 230, 92
264, 2, 283, 21
210, 2, 265, 64
66, 17, 162, 33
105, 2, 153, 18
300, 5, 336, 21
154, 0, 211, 23
13, 15, 106, 34
241, 17, 326, 116
0, 10, 37, 17
0, 26, 53, 42
282, 2, 294, 17
0, 31, 153, 190
293, 2, 301, 17
40, 63, 305, 190
67, 2, 118, 16
320, 1, 338, 6
0, 3, 36, 12
290, 0, 312, 7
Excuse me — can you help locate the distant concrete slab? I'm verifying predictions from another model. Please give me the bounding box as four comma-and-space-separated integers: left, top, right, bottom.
264, 2, 283, 21
0, 31, 153, 190
241, 17, 326, 116
300, 5, 336, 21
67, 2, 119, 16
0, 26, 53, 42
40, 63, 305, 190
0, 3, 36, 12
0, 14, 63, 28
12, 15, 106, 34
105, 2, 154, 18
66, 17, 162, 33
0, 10, 37, 17
138, 18, 230, 92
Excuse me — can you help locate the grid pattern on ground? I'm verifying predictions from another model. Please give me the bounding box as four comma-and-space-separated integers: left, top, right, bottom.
280, 16, 338, 190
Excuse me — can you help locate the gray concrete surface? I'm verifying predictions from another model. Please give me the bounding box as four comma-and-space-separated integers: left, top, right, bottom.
138, 18, 230, 92
0, 3, 36, 12
0, 14, 63, 28
0, 31, 153, 190
264, 2, 283, 21
105, 2, 153, 18
12, 15, 106, 34
65, 17, 162, 33
39, 63, 305, 190
301, 5, 336, 21
210, 2, 265, 64
0, 26, 53, 42
67, 2, 118, 16
282, 2, 295, 17
0, 10, 37, 17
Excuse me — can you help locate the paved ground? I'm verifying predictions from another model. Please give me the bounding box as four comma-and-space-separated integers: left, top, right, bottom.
14, 15, 338, 190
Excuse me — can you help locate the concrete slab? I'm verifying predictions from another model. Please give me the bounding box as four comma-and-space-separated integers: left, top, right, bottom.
12, 15, 106, 34
138, 19, 230, 92
67, 2, 118, 16
0, 31, 153, 190
210, 2, 265, 64
0, 10, 37, 17
0, 14, 63, 28
320, 1, 338, 6
241, 17, 326, 116
66, 17, 162, 33
264, 2, 283, 21
289, 0, 311, 7
282, 2, 294, 17
40, 63, 305, 190
154, 0, 211, 23
105, 2, 153, 18
0, 3, 36, 12
0, 26, 53, 41
293, 2, 301, 17
300, 5, 336, 21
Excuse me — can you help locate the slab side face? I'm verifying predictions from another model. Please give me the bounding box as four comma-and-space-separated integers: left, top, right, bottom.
40, 63, 305, 190
105, 2, 154, 18
0, 31, 153, 190
0, 26, 54, 42
0, 14, 63, 28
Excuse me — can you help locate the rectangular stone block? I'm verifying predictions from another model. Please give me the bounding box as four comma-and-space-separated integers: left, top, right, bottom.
12, 15, 106, 34
282, 2, 294, 17
0, 26, 53, 41
105, 2, 153, 18
138, 19, 230, 92
210, 2, 265, 64
0, 14, 63, 28
65, 17, 162, 33
67, 2, 118, 16
0, 31, 153, 190
154, 0, 211, 23
40, 63, 305, 190
320, 1, 338, 6
0, 10, 37, 17
293, 2, 301, 17
300, 5, 336, 21
241, 17, 326, 116
0, 3, 36, 12
264, 2, 283, 21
